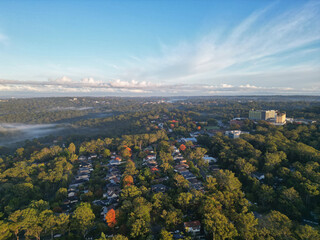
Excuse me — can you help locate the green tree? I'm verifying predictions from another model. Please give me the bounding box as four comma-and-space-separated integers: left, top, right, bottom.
160, 228, 173, 240
214, 170, 242, 192
121, 185, 142, 200
0, 220, 11, 240
103, 149, 111, 158
278, 187, 304, 219
174, 174, 189, 189
177, 192, 193, 211
68, 143, 76, 154
130, 219, 149, 239
161, 210, 182, 230
8, 210, 23, 240
72, 203, 95, 238
295, 225, 320, 240
260, 211, 293, 240
203, 208, 238, 240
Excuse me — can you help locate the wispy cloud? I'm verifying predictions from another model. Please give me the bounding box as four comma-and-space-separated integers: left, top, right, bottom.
0, 32, 8, 45
0, 1, 319, 96
115, 1, 320, 88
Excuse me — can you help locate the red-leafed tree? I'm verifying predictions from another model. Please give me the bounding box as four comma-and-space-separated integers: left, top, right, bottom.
123, 175, 134, 186
105, 208, 116, 227
180, 144, 186, 151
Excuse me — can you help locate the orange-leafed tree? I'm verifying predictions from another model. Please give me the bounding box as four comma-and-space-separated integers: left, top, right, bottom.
105, 208, 116, 227
180, 144, 186, 151
123, 175, 134, 186
197, 126, 201, 130
170, 124, 175, 128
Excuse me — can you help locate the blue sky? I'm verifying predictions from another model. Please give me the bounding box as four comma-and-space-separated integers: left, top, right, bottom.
0, 0, 319, 97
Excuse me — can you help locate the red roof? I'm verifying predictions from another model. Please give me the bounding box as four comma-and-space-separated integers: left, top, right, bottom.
184, 220, 201, 228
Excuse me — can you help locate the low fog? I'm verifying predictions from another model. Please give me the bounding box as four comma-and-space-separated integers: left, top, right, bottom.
0, 123, 66, 146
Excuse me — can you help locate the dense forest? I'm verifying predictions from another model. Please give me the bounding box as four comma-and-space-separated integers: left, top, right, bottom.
0, 96, 319, 239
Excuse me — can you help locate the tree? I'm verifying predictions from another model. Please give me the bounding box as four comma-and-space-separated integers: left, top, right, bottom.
68, 143, 76, 154
124, 160, 138, 176
130, 219, 149, 238
235, 212, 258, 240
278, 187, 304, 219
260, 211, 293, 240
55, 213, 69, 236
105, 209, 116, 228
258, 185, 275, 209
108, 234, 129, 240
40, 210, 56, 240
55, 188, 67, 201
160, 228, 173, 240
179, 144, 186, 151
174, 174, 189, 189
8, 210, 23, 240
264, 151, 286, 171
295, 225, 320, 240
214, 170, 242, 192
97, 232, 107, 240
161, 210, 182, 230
206, 176, 217, 192
203, 208, 238, 240
22, 208, 43, 240
122, 175, 134, 187
177, 192, 193, 211
121, 185, 142, 200
121, 147, 132, 159
103, 149, 111, 158
15, 148, 24, 158
0, 220, 11, 240
235, 158, 256, 175
72, 203, 95, 238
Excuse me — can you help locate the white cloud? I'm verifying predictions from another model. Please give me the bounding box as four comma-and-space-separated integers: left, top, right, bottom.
0, 32, 8, 45
0, 1, 319, 96
115, 1, 320, 89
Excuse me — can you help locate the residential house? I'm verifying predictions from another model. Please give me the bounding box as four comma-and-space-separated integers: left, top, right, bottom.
151, 184, 167, 193
184, 221, 201, 234
252, 172, 265, 181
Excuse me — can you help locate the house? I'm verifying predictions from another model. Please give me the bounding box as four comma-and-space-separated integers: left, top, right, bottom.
181, 171, 196, 180
92, 200, 107, 207
68, 191, 76, 198
105, 189, 120, 199
144, 155, 156, 161
69, 196, 78, 204
76, 174, 90, 180
150, 167, 159, 172
252, 172, 265, 181
152, 176, 169, 184
78, 156, 87, 161
202, 155, 217, 164
174, 164, 189, 172
189, 179, 204, 190
179, 159, 187, 164
180, 137, 197, 143
184, 221, 201, 234
172, 146, 180, 154
110, 177, 121, 185
225, 130, 249, 139
210, 164, 220, 171
110, 158, 122, 165
173, 155, 184, 161
151, 184, 167, 193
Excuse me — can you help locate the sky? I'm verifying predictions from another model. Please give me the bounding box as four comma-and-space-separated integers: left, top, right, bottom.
0, 0, 319, 97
